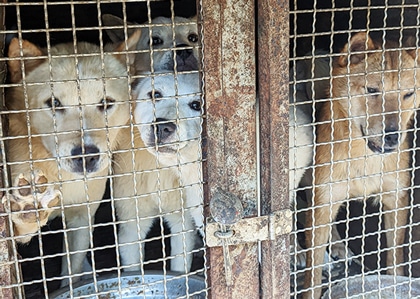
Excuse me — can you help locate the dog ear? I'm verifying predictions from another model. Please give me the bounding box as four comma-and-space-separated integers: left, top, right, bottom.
102, 14, 138, 44
7, 38, 45, 83
338, 32, 377, 67
113, 30, 141, 74
402, 35, 420, 61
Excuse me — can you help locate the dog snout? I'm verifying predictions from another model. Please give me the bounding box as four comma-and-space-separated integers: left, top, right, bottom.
384, 128, 399, 147
71, 145, 100, 173
153, 118, 176, 144
176, 44, 193, 60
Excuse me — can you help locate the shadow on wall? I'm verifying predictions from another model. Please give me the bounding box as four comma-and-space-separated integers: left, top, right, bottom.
5, 0, 197, 47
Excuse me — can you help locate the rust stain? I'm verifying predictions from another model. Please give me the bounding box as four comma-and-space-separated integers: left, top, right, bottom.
202, 0, 259, 296
258, 0, 290, 297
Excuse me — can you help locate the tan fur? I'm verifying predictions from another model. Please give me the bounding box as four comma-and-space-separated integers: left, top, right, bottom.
303, 32, 419, 298
2, 31, 140, 286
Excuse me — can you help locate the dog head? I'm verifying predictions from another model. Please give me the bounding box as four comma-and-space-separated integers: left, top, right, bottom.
333, 32, 420, 154
133, 72, 202, 164
7, 31, 140, 175
103, 14, 199, 73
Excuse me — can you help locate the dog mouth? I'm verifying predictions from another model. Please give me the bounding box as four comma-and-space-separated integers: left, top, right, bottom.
361, 126, 398, 154
176, 54, 198, 72
160, 51, 198, 72
145, 142, 184, 155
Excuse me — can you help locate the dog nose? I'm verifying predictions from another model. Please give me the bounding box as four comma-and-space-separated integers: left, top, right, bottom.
71, 145, 100, 172
154, 118, 176, 143
176, 44, 192, 60
384, 129, 399, 147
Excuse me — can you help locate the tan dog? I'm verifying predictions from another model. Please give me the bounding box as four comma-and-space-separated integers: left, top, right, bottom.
2, 31, 140, 286
102, 14, 199, 72
112, 72, 203, 273
304, 32, 418, 298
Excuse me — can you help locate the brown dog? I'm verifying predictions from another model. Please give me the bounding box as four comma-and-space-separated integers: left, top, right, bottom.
303, 32, 419, 298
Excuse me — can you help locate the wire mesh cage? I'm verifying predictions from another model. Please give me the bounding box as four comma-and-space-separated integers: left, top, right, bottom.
0, 1, 207, 298
290, 1, 420, 298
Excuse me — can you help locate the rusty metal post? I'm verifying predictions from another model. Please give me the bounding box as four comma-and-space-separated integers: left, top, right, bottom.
200, 0, 259, 298
258, 0, 290, 298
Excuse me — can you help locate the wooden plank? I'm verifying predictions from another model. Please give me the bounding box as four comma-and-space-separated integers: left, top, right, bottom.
200, 0, 259, 297
257, 0, 290, 297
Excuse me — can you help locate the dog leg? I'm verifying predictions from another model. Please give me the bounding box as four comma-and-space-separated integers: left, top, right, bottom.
329, 223, 354, 263
60, 202, 100, 287
304, 189, 342, 299
118, 217, 154, 272
382, 191, 408, 276
164, 212, 196, 272
1, 171, 61, 244
185, 185, 204, 236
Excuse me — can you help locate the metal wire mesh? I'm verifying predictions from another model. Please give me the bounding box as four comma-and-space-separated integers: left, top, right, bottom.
0, 1, 207, 298
290, 1, 420, 298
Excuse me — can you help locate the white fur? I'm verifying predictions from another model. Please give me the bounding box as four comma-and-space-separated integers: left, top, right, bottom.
113, 72, 203, 272
103, 14, 199, 72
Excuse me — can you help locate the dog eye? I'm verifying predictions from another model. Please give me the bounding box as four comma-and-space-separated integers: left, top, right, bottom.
46, 97, 62, 109
188, 34, 198, 43
404, 91, 414, 100
366, 87, 379, 94
147, 91, 162, 99
151, 37, 163, 46
189, 100, 201, 111
99, 97, 115, 111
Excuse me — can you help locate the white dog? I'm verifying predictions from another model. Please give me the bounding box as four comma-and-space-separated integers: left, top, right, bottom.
112, 72, 203, 272
2, 31, 140, 285
103, 14, 199, 72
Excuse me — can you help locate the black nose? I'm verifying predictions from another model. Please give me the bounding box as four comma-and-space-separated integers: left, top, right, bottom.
154, 118, 176, 143
71, 145, 100, 172
384, 129, 399, 147
176, 43, 192, 60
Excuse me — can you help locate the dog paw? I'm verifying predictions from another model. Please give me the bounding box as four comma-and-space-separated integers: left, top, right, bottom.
1, 170, 61, 243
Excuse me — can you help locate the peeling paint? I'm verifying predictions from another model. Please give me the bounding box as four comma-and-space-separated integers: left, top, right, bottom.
202, 0, 259, 296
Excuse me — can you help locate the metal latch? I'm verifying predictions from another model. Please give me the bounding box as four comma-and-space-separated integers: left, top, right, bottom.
206, 209, 293, 247
206, 188, 292, 286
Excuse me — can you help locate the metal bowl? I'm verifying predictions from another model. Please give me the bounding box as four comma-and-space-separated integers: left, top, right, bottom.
322, 275, 420, 299
50, 271, 206, 299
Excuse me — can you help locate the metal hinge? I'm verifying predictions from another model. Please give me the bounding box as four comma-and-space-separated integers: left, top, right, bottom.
206, 209, 293, 247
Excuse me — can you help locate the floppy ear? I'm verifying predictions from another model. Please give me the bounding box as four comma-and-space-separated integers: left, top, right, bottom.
338, 32, 377, 67
102, 14, 138, 44
7, 38, 45, 83
112, 30, 141, 74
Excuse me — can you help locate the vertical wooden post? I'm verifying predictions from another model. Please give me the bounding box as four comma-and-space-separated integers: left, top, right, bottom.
200, 0, 260, 297
258, 0, 290, 298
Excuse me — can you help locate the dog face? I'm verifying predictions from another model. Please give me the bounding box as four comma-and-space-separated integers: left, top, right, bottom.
133, 73, 202, 161
7, 32, 140, 175
333, 32, 420, 153
103, 14, 199, 72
